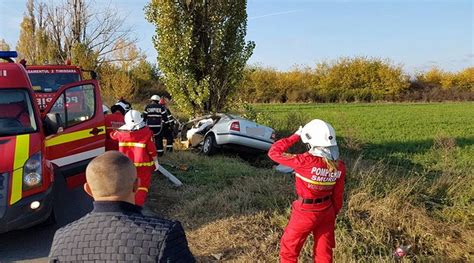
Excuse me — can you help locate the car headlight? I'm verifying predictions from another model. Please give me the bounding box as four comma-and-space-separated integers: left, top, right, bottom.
23, 152, 42, 190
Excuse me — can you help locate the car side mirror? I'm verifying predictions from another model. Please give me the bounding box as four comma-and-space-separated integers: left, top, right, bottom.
44, 113, 64, 135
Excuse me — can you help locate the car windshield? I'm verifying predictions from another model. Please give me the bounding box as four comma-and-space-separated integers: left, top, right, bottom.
0, 89, 38, 136
28, 73, 80, 92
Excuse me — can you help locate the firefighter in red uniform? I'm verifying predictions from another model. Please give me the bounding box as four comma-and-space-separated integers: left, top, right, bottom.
268, 119, 346, 263
104, 102, 127, 151
110, 110, 159, 206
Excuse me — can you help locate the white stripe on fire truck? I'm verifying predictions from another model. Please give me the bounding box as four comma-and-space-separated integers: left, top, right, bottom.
50, 147, 105, 167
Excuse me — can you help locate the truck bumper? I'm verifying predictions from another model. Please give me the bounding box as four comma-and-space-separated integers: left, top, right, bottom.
0, 185, 53, 234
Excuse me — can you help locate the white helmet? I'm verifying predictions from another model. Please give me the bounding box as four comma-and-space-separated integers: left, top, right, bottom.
115, 99, 131, 113
120, 110, 145, 131
301, 119, 339, 160
301, 119, 337, 147
115, 101, 129, 111
150, 95, 160, 101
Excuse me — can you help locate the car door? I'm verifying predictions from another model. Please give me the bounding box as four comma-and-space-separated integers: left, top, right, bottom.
43, 80, 105, 189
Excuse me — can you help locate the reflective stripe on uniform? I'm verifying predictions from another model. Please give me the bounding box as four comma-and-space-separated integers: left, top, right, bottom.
119, 142, 146, 148
148, 125, 162, 127
45, 126, 106, 147
134, 161, 155, 167
137, 187, 148, 192
295, 173, 336, 186
10, 134, 30, 205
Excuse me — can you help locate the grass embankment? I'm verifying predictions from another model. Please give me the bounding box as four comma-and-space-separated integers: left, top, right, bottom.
148, 102, 473, 262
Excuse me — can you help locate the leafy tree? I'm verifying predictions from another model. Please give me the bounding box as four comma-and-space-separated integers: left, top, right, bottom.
98, 39, 161, 103
16, 0, 60, 64
131, 60, 163, 101
71, 42, 99, 77
99, 63, 135, 102
146, 0, 255, 114
0, 39, 10, 51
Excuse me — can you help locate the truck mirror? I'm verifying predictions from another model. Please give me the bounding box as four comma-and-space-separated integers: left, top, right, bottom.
90, 71, 97, 80
44, 113, 64, 135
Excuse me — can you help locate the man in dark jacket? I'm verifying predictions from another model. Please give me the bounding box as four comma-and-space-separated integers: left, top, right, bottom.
159, 97, 176, 153
49, 151, 195, 262
144, 95, 171, 156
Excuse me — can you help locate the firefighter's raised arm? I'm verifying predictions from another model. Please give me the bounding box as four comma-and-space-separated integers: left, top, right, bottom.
268, 127, 305, 168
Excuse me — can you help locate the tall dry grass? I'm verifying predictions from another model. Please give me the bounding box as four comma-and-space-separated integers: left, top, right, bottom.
148, 148, 473, 262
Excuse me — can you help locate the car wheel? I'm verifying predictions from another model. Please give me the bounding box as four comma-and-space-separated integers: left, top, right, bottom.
202, 135, 216, 155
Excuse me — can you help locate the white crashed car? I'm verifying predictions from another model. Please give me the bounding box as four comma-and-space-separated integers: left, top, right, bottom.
179, 113, 275, 155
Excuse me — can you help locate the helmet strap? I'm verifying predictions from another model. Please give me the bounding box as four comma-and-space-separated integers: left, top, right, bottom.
308, 146, 337, 160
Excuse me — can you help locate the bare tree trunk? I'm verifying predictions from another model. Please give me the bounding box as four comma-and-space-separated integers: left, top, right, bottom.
43, 0, 135, 63
70, 0, 84, 44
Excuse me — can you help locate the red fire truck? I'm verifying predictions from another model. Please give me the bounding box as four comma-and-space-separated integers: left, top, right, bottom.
25, 63, 92, 113
0, 51, 105, 233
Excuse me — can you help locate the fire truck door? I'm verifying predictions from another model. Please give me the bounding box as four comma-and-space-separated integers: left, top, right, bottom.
43, 80, 105, 189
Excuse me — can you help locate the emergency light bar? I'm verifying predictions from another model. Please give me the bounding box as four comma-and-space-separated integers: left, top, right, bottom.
0, 51, 18, 59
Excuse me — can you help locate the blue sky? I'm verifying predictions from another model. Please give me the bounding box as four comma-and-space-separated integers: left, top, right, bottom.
0, 0, 472, 74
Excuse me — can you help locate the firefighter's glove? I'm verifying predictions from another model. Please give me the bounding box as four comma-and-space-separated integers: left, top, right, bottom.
295, 126, 303, 136
154, 160, 160, 171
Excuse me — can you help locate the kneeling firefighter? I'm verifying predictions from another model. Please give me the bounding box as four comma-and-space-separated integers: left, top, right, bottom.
110, 110, 159, 206
268, 119, 346, 263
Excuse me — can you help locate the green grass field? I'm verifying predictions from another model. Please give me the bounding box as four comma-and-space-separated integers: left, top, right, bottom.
255, 102, 474, 173
150, 102, 473, 262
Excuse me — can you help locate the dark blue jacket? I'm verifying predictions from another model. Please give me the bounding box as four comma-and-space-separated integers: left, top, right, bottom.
49, 201, 195, 262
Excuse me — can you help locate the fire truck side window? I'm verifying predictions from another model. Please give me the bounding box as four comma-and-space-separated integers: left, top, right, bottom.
0, 89, 38, 135
49, 94, 67, 126
49, 84, 95, 128
65, 84, 95, 127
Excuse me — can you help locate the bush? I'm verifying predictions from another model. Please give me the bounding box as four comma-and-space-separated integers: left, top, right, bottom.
238, 60, 473, 103
315, 57, 410, 99
415, 67, 474, 93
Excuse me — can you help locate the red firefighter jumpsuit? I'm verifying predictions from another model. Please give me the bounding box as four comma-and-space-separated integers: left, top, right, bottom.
104, 111, 125, 151
110, 126, 157, 206
268, 134, 346, 263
